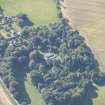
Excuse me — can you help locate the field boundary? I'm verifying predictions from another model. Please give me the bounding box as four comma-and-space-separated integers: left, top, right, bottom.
0, 78, 20, 105
60, 0, 105, 71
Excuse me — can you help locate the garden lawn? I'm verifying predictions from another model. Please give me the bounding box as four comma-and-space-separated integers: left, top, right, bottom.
24, 81, 45, 105
0, 0, 58, 25
93, 86, 105, 105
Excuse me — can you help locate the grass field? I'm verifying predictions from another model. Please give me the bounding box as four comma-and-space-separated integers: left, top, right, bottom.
62, 0, 105, 105
0, 0, 58, 25
93, 86, 105, 105
25, 81, 45, 105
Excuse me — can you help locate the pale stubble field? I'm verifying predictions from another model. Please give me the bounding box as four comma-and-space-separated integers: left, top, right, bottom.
0, 85, 13, 105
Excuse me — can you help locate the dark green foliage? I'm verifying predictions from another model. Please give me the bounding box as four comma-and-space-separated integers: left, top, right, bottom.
17, 13, 33, 28
0, 37, 8, 56
29, 50, 44, 63
0, 9, 105, 105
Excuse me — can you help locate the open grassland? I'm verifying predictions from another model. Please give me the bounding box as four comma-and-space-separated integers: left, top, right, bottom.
25, 81, 45, 105
62, 0, 105, 105
62, 0, 105, 71
93, 86, 105, 105
0, 0, 58, 25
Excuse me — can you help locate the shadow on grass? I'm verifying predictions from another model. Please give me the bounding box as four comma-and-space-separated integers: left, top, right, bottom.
13, 66, 31, 105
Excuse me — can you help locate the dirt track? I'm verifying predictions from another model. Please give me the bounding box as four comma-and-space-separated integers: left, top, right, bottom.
0, 85, 13, 105
62, 0, 105, 71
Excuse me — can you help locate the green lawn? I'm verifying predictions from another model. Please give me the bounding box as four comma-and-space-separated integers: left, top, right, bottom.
0, 0, 58, 25
0, 29, 8, 38
93, 86, 105, 105
24, 81, 45, 105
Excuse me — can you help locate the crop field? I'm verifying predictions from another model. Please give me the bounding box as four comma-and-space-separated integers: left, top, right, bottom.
25, 81, 45, 105
62, 0, 105, 105
0, 0, 58, 25
0, 85, 13, 105
62, 0, 105, 71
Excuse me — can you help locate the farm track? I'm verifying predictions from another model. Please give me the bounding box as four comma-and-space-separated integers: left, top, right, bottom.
62, 0, 105, 71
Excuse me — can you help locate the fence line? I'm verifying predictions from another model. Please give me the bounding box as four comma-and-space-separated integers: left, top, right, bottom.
0, 77, 20, 105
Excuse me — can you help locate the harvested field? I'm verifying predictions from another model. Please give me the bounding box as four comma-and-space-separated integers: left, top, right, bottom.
0, 85, 13, 105
62, 0, 105, 71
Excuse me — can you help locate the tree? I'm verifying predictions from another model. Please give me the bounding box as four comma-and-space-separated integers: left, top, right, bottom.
29, 50, 44, 63
17, 13, 33, 28
32, 36, 42, 47
28, 60, 36, 70
0, 39, 8, 55
31, 70, 44, 86
0, 6, 4, 14
17, 55, 29, 66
